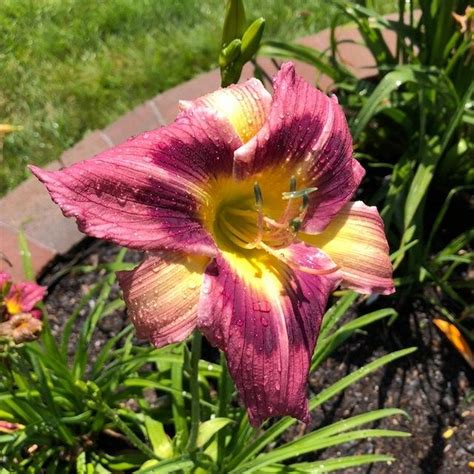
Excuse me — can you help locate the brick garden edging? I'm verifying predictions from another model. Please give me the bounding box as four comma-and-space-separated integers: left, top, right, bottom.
0, 21, 398, 280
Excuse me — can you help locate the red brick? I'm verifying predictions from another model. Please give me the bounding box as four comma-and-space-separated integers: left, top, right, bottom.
0, 223, 55, 281
103, 100, 165, 145
60, 130, 112, 167
151, 69, 221, 124
0, 161, 84, 254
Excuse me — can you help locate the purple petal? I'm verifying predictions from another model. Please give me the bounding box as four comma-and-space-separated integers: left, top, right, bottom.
198, 244, 341, 426
30, 107, 242, 255
234, 62, 364, 233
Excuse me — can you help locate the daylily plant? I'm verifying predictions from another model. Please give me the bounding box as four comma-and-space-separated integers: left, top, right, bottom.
0, 271, 45, 343
31, 63, 393, 426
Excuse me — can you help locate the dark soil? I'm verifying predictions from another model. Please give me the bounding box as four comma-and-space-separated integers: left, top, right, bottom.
39, 238, 473, 473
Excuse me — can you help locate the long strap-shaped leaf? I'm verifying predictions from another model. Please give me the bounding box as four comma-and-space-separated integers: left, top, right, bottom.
351, 66, 418, 140
227, 347, 416, 470
232, 428, 409, 473
291, 453, 395, 472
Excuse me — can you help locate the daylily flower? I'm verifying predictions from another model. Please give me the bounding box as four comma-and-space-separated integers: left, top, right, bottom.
0, 271, 46, 320
0, 313, 43, 343
31, 63, 393, 426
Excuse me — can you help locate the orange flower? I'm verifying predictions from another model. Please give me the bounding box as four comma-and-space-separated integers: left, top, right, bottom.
433, 319, 474, 369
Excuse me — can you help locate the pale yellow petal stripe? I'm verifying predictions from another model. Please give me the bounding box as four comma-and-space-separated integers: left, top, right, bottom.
180, 78, 271, 144
118, 252, 209, 347
301, 201, 394, 295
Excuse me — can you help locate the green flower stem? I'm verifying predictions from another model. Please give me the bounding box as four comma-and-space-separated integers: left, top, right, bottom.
186, 331, 202, 453
217, 352, 231, 468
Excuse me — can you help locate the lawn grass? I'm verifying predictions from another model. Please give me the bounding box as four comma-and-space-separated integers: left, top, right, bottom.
0, 0, 395, 195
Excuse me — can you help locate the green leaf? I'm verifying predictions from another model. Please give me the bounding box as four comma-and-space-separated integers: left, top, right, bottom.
171, 345, 189, 448
97, 398, 159, 461
72, 248, 127, 379
91, 324, 134, 377
106, 452, 148, 470
76, 452, 87, 474
333, 0, 396, 66
300, 408, 407, 440
196, 417, 233, 448
232, 429, 409, 473
312, 309, 397, 369
259, 40, 349, 82
426, 185, 474, 256
234, 410, 406, 472
144, 417, 174, 459
405, 81, 473, 228
136, 455, 194, 474
292, 454, 395, 472
399, 81, 474, 264
352, 66, 417, 140
18, 229, 34, 281
318, 292, 358, 340
123, 378, 216, 410
60, 282, 102, 356
227, 348, 416, 470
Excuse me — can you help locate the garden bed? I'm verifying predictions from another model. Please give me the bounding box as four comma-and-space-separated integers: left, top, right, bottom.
40, 239, 473, 473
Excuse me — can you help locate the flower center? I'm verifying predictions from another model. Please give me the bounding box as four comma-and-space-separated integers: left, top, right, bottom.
202, 174, 339, 278
213, 177, 317, 254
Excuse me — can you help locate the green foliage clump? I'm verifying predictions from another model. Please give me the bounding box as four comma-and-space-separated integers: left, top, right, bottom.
258, 0, 473, 338
0, 247, 413, 472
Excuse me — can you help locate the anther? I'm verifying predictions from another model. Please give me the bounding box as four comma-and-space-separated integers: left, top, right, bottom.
289, 176, 297, 192
253, 182, 263, 207
238, 182, 264, 249
289, 218, 302, 232
301, 192, 309, 211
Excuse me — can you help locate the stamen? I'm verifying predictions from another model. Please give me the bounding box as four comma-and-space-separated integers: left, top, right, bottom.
289, 176, 297, 192
270, 177, 304, 231
265, 183, 315, 246
253, 182, 263, 207
219, 179, 319, 254
301, 192, 310, 211
289, 218, 302, 232
259, 242, 340, 276
263, 216, 287, 229
235, 182, 264, 249
281, 186, 318, 200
